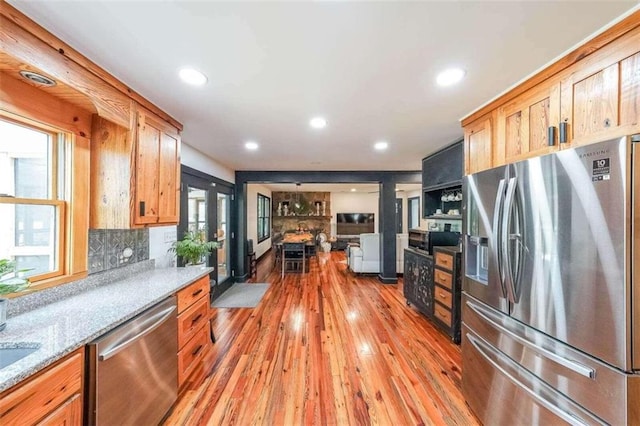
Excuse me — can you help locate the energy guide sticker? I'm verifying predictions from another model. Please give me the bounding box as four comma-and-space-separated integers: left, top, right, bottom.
592, 158, 610, 181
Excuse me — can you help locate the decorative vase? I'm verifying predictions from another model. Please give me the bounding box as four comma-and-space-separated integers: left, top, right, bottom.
277, 202, 282, 216
322, 201, 326, 216
0, 298, 7, 331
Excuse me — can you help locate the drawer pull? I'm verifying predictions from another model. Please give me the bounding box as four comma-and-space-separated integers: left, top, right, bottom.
192, 289, 204, 297
192, 344, 203, 356
191, 313, 203, 323
439, 293, 446, 299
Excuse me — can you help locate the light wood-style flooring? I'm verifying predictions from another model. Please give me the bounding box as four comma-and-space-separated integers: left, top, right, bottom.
165, 250, 479, 425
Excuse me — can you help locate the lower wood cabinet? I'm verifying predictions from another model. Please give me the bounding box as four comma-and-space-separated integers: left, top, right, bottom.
432, 247, 462, 343
404, 247, 462, 343
0, 348, 84, 426
176, 275, 213, 391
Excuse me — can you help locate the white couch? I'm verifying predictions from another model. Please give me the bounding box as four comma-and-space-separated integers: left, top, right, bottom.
396, 233, 408, 273
348, 233, 409, 274
348, 233, 380, 274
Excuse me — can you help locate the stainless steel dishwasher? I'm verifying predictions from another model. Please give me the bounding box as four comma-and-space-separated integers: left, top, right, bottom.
86, 296, 178, 425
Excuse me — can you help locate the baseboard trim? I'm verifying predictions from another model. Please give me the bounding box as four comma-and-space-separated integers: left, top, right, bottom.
377, 274, 398, 284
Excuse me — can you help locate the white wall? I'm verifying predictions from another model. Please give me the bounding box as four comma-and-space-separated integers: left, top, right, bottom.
406, 189, 427, 231
149, 225, 177, 268
181, 142, 235, 183
330, 192, 379, 236
247, 184, 273, 258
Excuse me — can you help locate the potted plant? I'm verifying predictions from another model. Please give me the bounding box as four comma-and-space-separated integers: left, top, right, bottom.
0, 259, 31, 331
169, 230, 218, 266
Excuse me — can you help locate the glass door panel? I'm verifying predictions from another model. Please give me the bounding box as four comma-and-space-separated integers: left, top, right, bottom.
216, 192, 230, 283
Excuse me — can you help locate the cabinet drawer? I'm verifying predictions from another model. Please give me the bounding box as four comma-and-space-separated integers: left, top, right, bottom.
178, 296, 209, 347
38, 394, 82, 426
435, 252, 454, 270
434, 286, 453, 308
0, 350, 83, 425
177, 276, 209, 314
434, 269, 452, 289
178, 324, 209, 387
434, 303, 452, 327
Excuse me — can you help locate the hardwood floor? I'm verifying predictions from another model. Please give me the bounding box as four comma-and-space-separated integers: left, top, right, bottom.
165, 250, 479, 425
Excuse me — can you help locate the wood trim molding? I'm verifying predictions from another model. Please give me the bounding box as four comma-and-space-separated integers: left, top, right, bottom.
0, 1, 182, 131
461, 9, 640, 126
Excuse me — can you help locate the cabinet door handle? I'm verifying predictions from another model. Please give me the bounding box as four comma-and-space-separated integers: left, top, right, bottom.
192, 344, 203, 356
547, 126, 556, 146
139, 201, 145, 216
559, 122, 568, 144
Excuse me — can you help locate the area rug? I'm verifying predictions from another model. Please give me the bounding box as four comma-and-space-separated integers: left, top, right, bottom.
212, 283, 270, 308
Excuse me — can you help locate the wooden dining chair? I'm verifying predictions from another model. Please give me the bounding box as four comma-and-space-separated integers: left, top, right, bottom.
282, 242, 306, 278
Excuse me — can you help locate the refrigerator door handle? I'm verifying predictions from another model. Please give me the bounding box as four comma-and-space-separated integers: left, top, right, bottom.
466, 300, 596, 379
466, 333, 600, 426
491, 178, 508, 298
501, 177, 518, 304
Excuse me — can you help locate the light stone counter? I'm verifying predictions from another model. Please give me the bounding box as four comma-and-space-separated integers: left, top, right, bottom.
0, 265, 213, 392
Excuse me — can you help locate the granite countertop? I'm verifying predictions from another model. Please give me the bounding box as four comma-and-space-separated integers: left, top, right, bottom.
0, 266, 212, 393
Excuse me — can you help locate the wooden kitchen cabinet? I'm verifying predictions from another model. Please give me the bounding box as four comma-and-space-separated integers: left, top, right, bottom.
0, 349, 83, 426
496, 78, 561, 163
134, 107, 180, 226
432, 247, 462, 343
176, 275, 213, 391
559, 27, 640, 148
464, 112, 494, 175
462, 12, 640, 174
90, 104, 181, 228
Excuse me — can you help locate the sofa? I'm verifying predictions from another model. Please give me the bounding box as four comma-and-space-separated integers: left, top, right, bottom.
396, 233, 408, 273
348, 233, 380, 274
348, 233, 408, 274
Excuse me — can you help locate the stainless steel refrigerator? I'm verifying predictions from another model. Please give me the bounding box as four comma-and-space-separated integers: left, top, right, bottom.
462, 135, 640, 425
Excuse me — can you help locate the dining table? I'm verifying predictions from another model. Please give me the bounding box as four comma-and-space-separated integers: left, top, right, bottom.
281, 232, 314, 243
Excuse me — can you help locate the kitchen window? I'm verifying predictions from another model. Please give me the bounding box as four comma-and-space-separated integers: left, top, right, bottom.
0, 116, 70, 284
257, 193, 270, 243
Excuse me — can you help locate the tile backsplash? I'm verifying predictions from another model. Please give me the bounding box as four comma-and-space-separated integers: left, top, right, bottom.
88, 229, 149, 274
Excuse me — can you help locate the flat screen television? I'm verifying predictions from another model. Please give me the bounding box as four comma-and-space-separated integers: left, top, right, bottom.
336, 213, 375, 235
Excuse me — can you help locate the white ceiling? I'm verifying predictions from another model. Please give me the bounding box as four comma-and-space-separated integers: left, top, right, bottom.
8, 1, 638, 172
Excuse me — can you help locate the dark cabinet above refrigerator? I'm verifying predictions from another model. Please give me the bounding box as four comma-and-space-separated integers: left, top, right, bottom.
422, 139, 463, 191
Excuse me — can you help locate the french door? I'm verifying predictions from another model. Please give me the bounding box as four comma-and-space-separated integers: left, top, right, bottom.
179, 166, 234, 288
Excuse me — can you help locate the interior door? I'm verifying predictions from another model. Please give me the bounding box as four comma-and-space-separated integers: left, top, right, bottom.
215, 188, 232, 285
179, 167, 234, 289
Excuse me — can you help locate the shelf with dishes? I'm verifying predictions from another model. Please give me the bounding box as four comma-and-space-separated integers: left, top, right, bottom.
423, 185, 463, 219
427, 214, 462, 220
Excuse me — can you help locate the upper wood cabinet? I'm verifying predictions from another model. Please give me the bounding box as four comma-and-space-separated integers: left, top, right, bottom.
134, 108, 180, 226
464, 113, 494, 175
90, 105, 181, 228
462, 12, 640, 174
496, 79, 560, 164
559, 26, 640, 148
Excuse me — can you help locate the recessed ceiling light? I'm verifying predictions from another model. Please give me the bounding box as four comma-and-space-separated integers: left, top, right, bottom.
436, 68, 465, 87
374, 141, 389, 151
19, 70, 56, 86
179, 67, 207, 86
245, 141, 259, 150
350, 188, 356, 192
309, 116, 327, 129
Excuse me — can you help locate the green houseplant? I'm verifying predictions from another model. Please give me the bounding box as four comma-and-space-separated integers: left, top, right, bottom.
0, 259, 31, 331
169, 231, 218, 266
